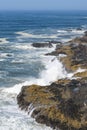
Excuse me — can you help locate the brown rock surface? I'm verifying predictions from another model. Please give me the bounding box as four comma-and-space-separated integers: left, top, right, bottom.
17, 78, 87, 130
17, 33, 87, 130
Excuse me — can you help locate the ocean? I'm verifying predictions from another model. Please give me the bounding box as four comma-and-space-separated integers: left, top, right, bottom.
0, 10, 87, 130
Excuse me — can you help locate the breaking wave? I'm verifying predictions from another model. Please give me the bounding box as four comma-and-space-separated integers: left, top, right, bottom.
16, 32, 58, 39
1, 54, 68, 130
0, 38, 9, 44
3, 56, 67, 94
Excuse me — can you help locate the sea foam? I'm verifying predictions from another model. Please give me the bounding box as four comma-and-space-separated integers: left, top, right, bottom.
3, 56, 67, 94
1, 55, 66, 130
16, 31, 58, 39
0, 38, 9, 44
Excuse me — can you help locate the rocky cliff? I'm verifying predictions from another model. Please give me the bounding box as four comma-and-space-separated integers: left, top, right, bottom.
17, 32, 87, 130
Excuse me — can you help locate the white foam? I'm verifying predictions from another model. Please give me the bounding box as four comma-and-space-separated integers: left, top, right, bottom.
57, 29, 85, 36
0, 38, 9, 44
0, 90, 52, 130
11, 59, 24, 63
14, 44, 34, 50
16, 31, 58, 39
57, 30, 67, 33
1, 41, 74, 130
0, 59, 5, 61
40, 57, 67, 85
67, 73, 74, 79
59, 54, 67, 58
3, 41, 80, 95
0, 53, 14, 58
57, 29, 85, 43
0, 53, 8, 58
67, 67, 87, 79
0, 55, 69, 130
75, 67, 86, 73
3, 56, 67, 94
71, 29, 85, 34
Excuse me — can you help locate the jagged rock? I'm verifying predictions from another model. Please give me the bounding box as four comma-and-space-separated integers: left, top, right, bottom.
47, 41, 62, 44
46, 42, 87, 72
17, 77, 87, 130
32, 42, 53, 48
17, 32, 87, 130
45, 43, 65, 56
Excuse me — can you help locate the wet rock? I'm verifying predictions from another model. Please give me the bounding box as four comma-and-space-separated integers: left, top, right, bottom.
74, 71, 87, 78
17, 77, 87, 130
48, 41, 62, 44
46, 43, 87, 72
84, 31, 87, 36
17, 33, 87, 130
45, 43, 65, 56
32, 42, 53, 48
6, 54, 12, 57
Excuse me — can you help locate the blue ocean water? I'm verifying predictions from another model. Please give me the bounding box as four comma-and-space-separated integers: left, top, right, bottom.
0, 10, 87, 87
0, 11, 87, 130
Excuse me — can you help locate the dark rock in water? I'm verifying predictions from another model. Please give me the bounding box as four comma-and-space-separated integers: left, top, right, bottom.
6, 54, 12, 57
32, 42, 53, 48
76, 28, 82, 30
48, 41, 62, 44
84, 31, 87, 36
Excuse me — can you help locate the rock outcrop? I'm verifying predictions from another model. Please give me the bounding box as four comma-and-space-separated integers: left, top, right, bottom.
17, 78, 87, 130
17, 32, 87, 130
32, 42, 53, 48
46, 42, 87, 74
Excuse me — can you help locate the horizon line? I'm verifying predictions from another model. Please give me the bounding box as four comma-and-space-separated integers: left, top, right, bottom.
0, 9, 87, 11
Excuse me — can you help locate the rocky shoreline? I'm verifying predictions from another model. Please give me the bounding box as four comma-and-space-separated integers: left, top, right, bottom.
17, 32, 87, 130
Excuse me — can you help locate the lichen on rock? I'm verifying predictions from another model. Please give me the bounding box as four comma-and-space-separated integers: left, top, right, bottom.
17, 78, 87, 130
17, 32, 87, 130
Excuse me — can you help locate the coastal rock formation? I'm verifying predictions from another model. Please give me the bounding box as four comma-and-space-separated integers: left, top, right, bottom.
17, 33, 87, 130
17, 78, 87, 130
32, 41, 62, 48
46, 42, 87, 74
